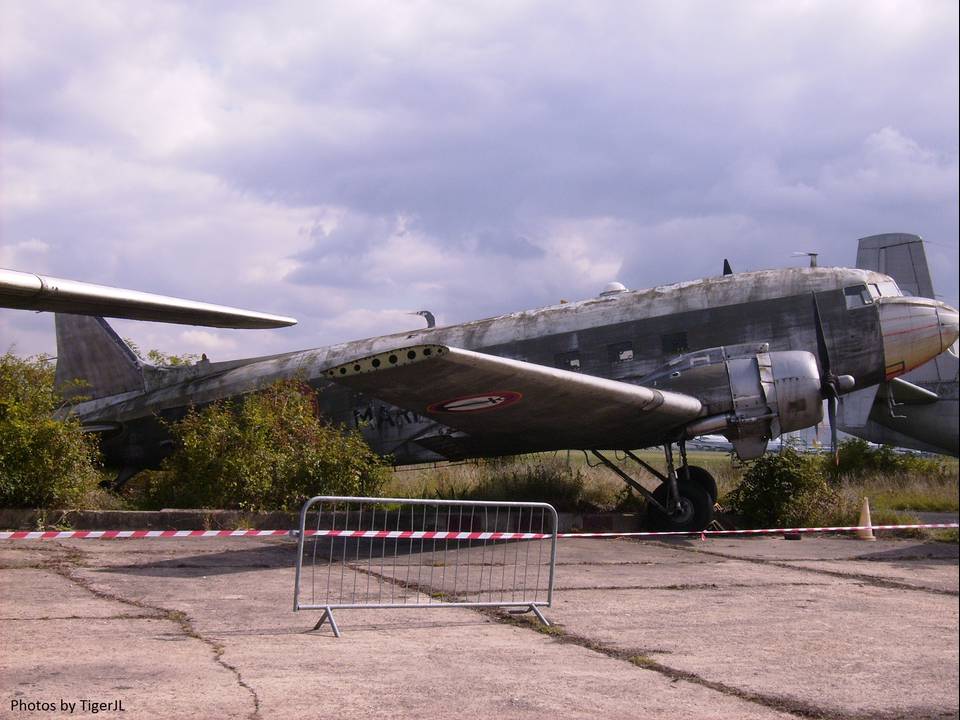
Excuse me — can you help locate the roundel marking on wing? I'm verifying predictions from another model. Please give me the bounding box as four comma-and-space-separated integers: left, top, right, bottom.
427, 391, 523, 414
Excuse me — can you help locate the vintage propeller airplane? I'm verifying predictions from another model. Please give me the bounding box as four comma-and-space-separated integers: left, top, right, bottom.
41, 264, 960, 531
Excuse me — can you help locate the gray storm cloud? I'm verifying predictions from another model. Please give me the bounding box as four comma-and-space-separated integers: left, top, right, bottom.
1, 1, 957, 359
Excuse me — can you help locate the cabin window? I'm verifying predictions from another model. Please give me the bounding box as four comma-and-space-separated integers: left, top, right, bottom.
555, 351, 581, 371
608, 341, 634, 363
661, 332, 688, 355
844, 284, 873, 309
868, 284, 881, 300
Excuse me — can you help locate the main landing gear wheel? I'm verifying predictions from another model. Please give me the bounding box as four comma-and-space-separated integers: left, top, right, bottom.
682, 465, 718, 504
647, 479, 714, 532
586, 447, 716, 533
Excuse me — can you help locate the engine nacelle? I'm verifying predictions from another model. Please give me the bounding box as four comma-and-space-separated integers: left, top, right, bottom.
641, 343, 823, 459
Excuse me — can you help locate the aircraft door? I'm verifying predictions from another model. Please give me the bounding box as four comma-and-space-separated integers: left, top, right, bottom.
814, 287, 884, 389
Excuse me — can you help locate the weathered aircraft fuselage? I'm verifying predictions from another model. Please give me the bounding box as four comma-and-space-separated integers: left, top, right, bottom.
63, 267, 957, 468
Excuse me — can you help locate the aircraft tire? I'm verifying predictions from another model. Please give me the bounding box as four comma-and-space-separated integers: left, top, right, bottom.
647, 479, 714, 532
682, 465, 718, 504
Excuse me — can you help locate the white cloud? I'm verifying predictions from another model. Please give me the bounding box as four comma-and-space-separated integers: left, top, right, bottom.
1, 1, 956, 360
177, 330, 239, 355
0, 239, 50, 268
821, 127, 958, 204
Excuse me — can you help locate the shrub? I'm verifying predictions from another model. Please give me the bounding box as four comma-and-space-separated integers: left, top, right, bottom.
726, 448, 850, 528
0, 352, 102, 508
829, 438, 949, 480
137, 379, 387, 511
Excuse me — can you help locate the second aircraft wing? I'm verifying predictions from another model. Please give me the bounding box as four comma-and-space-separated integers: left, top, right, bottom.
0, 268, 297, 329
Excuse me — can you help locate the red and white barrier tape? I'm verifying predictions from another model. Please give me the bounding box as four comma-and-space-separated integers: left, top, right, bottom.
556, 523, 958, 538
0, 523, 956, 541
0, 529, 293, 540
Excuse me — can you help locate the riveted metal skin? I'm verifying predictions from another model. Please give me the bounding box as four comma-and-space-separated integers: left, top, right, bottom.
324, 345, 448, 379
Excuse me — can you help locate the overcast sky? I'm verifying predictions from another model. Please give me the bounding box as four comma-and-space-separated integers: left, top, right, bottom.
2, 1, 957, 361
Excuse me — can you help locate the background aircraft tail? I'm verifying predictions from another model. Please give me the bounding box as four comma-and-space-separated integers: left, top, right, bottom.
54, 314, 145, 401
856, 232, 934, 298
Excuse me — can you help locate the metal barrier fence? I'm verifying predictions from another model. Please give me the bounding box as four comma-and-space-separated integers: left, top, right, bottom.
293, 496, 558, 637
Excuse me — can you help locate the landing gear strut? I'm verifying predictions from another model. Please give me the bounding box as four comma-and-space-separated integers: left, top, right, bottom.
590, 441, 715, 532
101, 465, 141, 491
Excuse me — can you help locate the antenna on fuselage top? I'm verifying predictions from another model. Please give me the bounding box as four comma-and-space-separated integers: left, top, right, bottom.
792, 251, 819, 268
410, 310, 436, 329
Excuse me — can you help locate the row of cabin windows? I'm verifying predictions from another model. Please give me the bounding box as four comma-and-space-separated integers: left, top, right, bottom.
554, 285, 887, 372
554, 332, 689, 371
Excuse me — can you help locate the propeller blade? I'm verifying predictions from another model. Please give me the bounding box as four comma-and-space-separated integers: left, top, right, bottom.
828, 395, 839, 466
811, 292, 831, 378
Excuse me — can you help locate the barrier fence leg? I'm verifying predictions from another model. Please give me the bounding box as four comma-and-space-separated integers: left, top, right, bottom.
312, 607, 341, 638
528, 604, 550, 626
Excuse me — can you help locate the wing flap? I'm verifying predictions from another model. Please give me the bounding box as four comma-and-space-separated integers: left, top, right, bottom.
325, 344, 703, 452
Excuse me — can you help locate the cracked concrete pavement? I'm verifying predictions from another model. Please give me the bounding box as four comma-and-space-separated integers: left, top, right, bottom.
1, 535, 957, 719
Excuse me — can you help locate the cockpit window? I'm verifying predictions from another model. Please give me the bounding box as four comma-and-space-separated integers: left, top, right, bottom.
867, 284, 881, 300
844, 284, 873, 309
876, 280, 902, 297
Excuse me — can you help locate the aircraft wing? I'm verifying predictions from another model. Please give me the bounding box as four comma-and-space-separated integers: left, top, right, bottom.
325, 344, 703, 454
0, 268, 296, 329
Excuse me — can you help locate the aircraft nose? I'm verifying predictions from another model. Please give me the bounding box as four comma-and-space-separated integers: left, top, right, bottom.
878, 297, 950, 380
938, 303, 959, 352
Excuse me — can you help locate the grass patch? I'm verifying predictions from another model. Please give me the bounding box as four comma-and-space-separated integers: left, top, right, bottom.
387, 456, 595, 512
494, 609, 566, 635
931, 529, 959, 543
80, 482, 134, 511
386, 451, 744, 512
84, 443, 958, 525
531, 622, 566, 636
865, 481, 958, 513
387, 448, 957, 528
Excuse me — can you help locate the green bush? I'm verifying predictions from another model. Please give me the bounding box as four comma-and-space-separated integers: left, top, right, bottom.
137, 379, 387, 511
829, 438, 948, 479
0, 352, 102, 508
726, 448, 849, 528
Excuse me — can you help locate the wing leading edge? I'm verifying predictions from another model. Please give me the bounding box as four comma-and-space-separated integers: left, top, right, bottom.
325, 344, 703, 454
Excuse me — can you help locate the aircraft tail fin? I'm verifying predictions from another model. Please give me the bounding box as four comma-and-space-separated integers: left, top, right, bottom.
54, 314, 145, 401
856, 233, 934, 298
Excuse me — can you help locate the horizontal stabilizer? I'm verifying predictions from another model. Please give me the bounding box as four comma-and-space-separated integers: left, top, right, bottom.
880, 377, 940, 405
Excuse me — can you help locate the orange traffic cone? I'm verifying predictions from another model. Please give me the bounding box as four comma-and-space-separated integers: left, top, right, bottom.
857, 497, 876, 541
